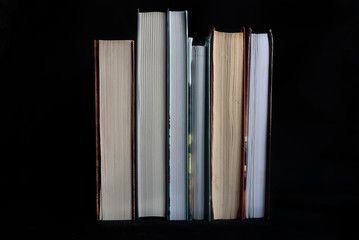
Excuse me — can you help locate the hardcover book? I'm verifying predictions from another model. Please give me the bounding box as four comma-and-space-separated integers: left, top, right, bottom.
244, 29, 273, 219
95, 40, 136, 220
188, 43, 206, 220
209, 28, 246, 220
167, 10, 189, 220
136, 11, 167, 218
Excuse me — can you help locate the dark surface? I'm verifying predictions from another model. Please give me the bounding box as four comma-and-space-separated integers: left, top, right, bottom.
1, 0, 358, 239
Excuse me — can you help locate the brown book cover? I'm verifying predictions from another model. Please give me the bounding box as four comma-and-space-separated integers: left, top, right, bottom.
94, 40, 136, 220
239, 26, 247, 220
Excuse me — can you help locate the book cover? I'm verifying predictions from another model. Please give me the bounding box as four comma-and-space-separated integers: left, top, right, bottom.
265, 29, 273, 219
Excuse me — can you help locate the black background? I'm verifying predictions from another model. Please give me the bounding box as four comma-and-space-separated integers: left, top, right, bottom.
1, 0, 359, 239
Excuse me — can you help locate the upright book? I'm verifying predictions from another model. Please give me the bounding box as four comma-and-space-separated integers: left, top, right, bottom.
244, 29, 273, 219
95, 40, 136, 220
167, 10, 189, 220
209, 28, 246, 220
188, 43, 207, 220
136, 11, 167, 218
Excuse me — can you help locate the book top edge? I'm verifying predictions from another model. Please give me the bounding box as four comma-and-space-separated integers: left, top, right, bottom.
138, 11, 166, 15
168, 10, 188, 13
97, 40, 134, 43
213, 28, 243, 34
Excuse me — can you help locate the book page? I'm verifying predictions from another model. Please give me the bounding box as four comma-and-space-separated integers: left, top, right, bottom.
245, 33, 269, 218
212, 30, 243, 219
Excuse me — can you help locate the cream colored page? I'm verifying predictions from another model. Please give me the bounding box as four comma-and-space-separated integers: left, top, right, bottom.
212, 31, 243, 219
99, 40, 132, 220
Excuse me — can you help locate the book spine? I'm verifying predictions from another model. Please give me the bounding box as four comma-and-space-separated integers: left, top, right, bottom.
94, 39, 101, 221
265, 29, 273, 219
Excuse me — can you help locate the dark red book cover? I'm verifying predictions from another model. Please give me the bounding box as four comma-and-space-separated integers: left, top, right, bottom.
209, 27, 214, 220
265, 30, 273, 219
239, 26, 247, 220
94, 40, 100, 221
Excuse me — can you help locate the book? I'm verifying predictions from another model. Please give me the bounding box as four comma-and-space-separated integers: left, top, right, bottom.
167, 10, 189, 220
188, 44, 206, 220
209, 28, 245, 220
136, 11, 167, 218
95, 40, 135, 220
244, 29, 273, 219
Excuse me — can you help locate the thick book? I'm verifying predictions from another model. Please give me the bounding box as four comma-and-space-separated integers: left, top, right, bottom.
167, 10, 189, 220
95, 40, 136, 220
136, 11, 167, 218
244, 29, 273, 219
209, 27, 246, 220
